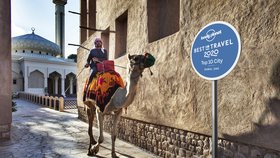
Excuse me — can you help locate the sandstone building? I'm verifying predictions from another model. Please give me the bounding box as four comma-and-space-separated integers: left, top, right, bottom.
0, 0, 12, 140
77, 0, 280, 157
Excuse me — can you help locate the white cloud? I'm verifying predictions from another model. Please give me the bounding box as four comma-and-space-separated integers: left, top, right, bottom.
11, 22, 27, 37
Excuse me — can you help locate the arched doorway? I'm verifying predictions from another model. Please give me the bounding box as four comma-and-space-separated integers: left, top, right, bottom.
48, 71, 62, 96
65, 72, 77, 97
28, 70, 44, 94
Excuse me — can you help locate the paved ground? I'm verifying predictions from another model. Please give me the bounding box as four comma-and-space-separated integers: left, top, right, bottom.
0, 99, 158, 158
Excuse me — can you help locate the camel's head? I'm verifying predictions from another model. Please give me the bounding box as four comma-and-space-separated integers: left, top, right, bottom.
127, 53, 155, 76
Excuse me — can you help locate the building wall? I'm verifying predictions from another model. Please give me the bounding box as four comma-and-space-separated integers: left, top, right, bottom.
12, 51, 77, 96
0, 0, 12, 140
77, 0, 280, 152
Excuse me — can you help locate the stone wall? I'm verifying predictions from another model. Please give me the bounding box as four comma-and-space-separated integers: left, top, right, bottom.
0, 0, 12, 140
77, 0, 280, 152
78, 107, 280, 158
0, 124, 11, 140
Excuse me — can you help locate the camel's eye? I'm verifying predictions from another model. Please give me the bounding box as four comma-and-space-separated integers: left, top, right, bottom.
129, 55, 145, 67
130, 56, 139, 64
130, 58, 136, 64
134, 56, 140, 62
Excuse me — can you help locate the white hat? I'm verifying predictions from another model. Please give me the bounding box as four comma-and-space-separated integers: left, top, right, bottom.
94, 37, 103, 44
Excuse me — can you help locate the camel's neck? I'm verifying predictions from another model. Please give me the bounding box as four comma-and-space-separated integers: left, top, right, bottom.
120, 70, 141, 108
125, 71, 141, 96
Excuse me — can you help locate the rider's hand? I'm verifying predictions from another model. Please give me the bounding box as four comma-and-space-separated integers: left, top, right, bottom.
84, 64, 89, 68
92, 57, 100, 62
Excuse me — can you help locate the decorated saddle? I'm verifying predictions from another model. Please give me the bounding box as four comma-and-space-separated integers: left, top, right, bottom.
83, 69, 124, 112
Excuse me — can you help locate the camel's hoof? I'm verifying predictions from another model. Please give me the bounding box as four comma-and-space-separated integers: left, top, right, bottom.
90, 144, 99, 155
112, 152, 119, 158
87, 151, 93, 156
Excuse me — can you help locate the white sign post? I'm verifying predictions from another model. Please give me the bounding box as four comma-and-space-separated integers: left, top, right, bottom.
191, 21, 241, 158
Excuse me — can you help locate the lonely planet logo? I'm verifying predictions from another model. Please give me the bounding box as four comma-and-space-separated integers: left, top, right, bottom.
201, 29, 222, 42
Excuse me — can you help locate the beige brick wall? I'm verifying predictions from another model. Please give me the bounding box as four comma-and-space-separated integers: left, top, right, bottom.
77, 0, 280, 151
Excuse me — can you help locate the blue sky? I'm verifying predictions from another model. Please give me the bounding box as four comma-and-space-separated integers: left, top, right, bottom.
11, 0, 80, 57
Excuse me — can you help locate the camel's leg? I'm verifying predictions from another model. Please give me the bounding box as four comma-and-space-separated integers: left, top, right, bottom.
96, 109, 104, 143
111, 109, 122, 158
87, 107, 97, 156
91, 109, 104, 154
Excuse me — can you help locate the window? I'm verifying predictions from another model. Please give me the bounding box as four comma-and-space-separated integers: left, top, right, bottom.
115, 11, 128, 58
87, 0, 96, 37
13, 79, 17, 85
80, 0, 97, 43
80, 0, 87, 43
147, 0, 180, 43
101, 27, 110, 54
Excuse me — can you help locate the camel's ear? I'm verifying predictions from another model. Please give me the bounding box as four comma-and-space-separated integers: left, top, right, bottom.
127, 54, 132, 60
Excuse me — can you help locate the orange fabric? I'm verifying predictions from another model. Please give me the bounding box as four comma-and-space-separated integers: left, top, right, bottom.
83, 71, 124, 112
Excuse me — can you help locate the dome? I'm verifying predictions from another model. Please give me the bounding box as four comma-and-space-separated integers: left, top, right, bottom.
12, 31, 61, 56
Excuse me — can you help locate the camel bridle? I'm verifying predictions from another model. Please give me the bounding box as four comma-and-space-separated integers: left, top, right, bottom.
128, 55, 146, 79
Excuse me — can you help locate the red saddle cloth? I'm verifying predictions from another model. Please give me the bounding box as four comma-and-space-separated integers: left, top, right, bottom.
96, 60, 115, 73
83, 71, 124, 112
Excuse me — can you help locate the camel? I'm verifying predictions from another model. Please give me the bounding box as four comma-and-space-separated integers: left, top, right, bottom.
84, 53, 154, 158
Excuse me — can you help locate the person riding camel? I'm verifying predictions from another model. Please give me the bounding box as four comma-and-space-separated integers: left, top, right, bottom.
83, 37, 108, 100
85, 37, 108, 82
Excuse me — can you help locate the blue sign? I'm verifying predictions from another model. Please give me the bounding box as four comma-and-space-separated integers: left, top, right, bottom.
191, 21, 241, 80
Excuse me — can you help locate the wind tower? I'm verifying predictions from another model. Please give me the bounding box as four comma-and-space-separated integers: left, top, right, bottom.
53, 0, 67, 58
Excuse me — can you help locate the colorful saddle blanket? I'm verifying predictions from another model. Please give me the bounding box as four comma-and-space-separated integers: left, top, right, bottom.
83, 71, 124, 112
